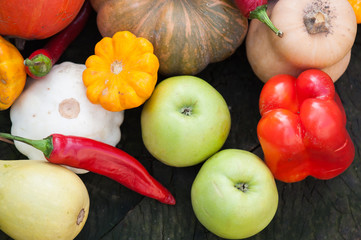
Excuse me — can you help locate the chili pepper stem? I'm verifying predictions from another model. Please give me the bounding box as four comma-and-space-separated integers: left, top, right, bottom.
24, 55, 53, 78
249, 5, 283, 37
0, 133, 53, 158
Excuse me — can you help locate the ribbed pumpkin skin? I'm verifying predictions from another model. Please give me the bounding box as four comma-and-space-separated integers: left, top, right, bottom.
0, 0, 85, 40
90, 0, 248, 76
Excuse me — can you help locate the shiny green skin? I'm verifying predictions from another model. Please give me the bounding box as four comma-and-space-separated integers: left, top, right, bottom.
141, 75, 231, 167
191, 149, 279, 239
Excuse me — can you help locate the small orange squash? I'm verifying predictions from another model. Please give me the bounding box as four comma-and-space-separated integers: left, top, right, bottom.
0, 36, 26, 110
83, 31, 159, 112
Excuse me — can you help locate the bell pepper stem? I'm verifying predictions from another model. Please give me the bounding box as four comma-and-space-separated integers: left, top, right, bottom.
249, 5, 283, 37
0, 133, 53, 158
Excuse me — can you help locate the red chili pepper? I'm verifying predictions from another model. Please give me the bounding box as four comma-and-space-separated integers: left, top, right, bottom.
24, 0, 93, 79
234, 0, 283, 37
0, 133, 176, 205
257, 69, 355, 183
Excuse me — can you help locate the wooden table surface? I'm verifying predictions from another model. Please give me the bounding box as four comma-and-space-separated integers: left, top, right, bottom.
0, 11, 360, 240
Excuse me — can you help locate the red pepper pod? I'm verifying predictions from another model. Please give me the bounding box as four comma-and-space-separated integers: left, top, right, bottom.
257, 69, 355, 183
0, 132, 176, 205
49, 134, 175, 205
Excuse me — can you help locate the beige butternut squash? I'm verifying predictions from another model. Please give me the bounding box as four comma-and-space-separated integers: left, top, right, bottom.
246, 0, 357, 82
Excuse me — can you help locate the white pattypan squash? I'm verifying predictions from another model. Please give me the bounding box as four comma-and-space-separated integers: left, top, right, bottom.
10, 62, 124, 174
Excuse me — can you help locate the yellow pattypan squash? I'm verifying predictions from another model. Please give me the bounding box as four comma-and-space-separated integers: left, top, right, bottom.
0, 36, 26, 110
83, 31, 159, 112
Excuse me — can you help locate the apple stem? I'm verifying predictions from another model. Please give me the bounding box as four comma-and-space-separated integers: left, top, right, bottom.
181, 106, 192, 116
235, 182, 248, 193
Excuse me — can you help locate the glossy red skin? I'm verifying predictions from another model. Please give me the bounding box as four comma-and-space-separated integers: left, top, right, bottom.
234, 0, 267, 17
0, 0, 85, 40
257, 69, 355, 183
48, 134, 176, 205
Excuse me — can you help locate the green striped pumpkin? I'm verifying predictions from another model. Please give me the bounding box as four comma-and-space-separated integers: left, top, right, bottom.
90, 0, 248, 76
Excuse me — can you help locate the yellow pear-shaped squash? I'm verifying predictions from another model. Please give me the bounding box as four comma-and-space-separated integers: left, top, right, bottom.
0, 160, 90, 240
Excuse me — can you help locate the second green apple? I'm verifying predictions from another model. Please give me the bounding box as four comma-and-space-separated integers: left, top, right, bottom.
141, 75, 231, 167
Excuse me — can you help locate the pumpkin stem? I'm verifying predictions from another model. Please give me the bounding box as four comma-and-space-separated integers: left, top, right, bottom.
24, 54, 53, 78
249, 5, 283, 38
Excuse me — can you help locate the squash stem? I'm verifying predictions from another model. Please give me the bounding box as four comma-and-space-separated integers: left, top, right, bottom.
0, 133, 53, 158
249, 5, 283, 38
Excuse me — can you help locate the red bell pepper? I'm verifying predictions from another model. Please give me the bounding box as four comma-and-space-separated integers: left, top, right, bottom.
257, 69, 355, 183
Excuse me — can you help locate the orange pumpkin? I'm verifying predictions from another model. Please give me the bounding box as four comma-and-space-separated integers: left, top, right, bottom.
0, 36, 27, 110
83, 31, 159, 112
0, 0, 85, 40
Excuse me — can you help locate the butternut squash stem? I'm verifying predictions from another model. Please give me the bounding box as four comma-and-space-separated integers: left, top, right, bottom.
249, 5, 283, 38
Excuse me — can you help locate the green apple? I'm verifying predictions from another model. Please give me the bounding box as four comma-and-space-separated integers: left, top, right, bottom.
141, 75, 231, 167
191, 149, 279, 239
